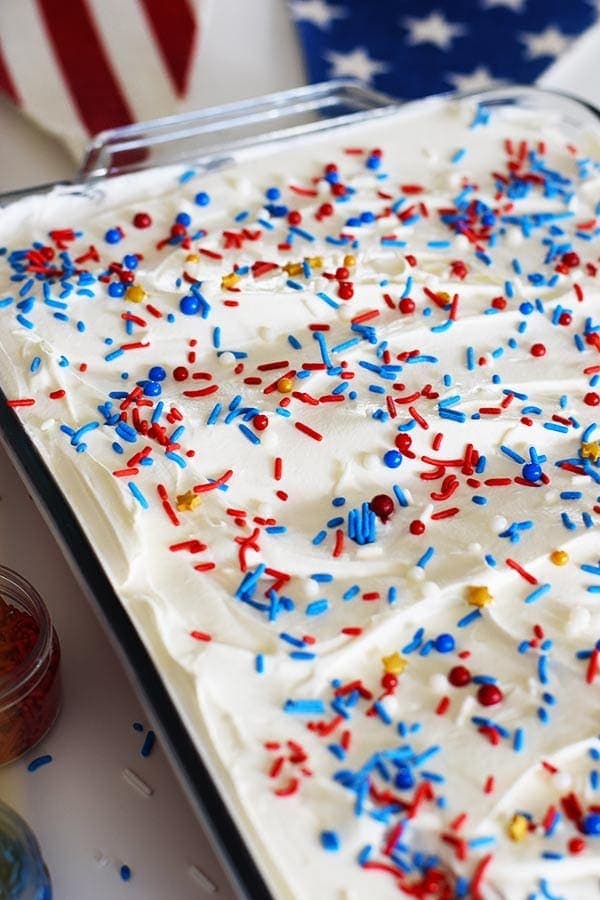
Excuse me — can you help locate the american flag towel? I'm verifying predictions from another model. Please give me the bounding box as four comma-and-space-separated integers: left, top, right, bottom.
0, 0, 200, 159
290, 0, 598, 99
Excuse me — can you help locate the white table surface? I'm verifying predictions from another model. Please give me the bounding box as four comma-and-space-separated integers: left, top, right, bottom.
0, 5, 597, 897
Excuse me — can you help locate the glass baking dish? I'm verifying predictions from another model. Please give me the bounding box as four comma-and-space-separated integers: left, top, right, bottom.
0, 80, 598, 900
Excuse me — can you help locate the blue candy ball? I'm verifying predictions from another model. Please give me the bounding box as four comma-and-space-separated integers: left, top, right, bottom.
108, 282, 125, 298
583, 813, 600, 836
383, 450, 402, 469
123, 254, 138, 270
519, 301, 534, 315
143, 380, 161, 397
105, 228, 122, 244
361, 211, 376, 223
366, 155, 381, 170
148, 366, 166, 382
180, 295, 200, 315
195, 191, 210, 206
176, 212, 191, 227
435, 633, 455, 654
522, 462, 542, 482
265, 186, 281, 201
395, 765, 414, 790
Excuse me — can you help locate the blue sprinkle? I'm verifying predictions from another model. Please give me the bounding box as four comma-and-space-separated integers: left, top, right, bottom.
140, 730, 155, 757
27, 754, 53, 772
284, 699, 325, 715
120, 864, 132, 881
320, 831, 340, 852
513, 728, 525, 753
128, 482, 149, 509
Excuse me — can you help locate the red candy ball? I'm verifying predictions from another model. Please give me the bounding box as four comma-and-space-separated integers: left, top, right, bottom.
409, 520, 425, 535
253, 414, 269, 431
170, 223, 187, 238
369, 494, 394, 523
335, 267, 350, 281
173, 366, 189, 382
584, 392, 599, 406
568, 837, 586, 854
399, 297, 415, 314
133, 212, 152, 228
558, 312, 572, 326
477, 683, 503, 706
287, 210, 302, 225
331, 183, 346, 197
562, 251, 580, 268
448, 665, 471, 687
530, 343, 546, 357
381, 673, 398, 692
318, 203, 333, 217
338, 282, 353, 300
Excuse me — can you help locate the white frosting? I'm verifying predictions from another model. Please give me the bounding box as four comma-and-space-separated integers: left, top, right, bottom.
0, 94, 599, 899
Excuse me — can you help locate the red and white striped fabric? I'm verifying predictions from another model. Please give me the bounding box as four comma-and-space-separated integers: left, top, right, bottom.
0, 0, 202, 160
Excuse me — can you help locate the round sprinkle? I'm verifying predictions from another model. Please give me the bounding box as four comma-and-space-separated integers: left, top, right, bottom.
369, 493, 394, 523
148, 366, 166, 382
265, 186, 281, 201
584, 391, 599, 406
550, 549, 569, 566
569, 837, 587, 854
194, 191, 210, 206
434, 633, 455, 654
176, 212, 191, 227
123, 254, 139, 270
277, 377, 294, 394
381, 672, 398, 692
173, 366, 189, 381
108, 282, 126, 298
477, 683, 503, 707
522, 462, 542, 482
399, 297, 415, 314
582, 814, 600, 836
105, 227, 122, 244
133, 212, 152, 228
409, 520, 425, 535
143, 380, 161, 398
530, 343, 546, 357
120, 864, 131, 881
180, 295, 200, 316
383, 450, 402, 469
126, 285, 146, 303
253, 414, 269, 431
448, 665, 471, 687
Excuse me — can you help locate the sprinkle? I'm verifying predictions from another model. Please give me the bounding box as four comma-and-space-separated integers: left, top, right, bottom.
27, 754, 53, 772
122, 768, 153, 797
140, 730, 156, 757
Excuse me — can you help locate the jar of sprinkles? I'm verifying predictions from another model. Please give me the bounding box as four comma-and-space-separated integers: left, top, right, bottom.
0, 800, 52, 898
0, 567, 61, 766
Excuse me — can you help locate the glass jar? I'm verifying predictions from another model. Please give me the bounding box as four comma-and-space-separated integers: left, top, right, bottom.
0, 567, 61, 766
0, 800, 52, 899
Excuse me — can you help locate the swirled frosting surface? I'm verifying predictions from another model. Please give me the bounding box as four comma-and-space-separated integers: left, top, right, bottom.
0, 94, 599, 899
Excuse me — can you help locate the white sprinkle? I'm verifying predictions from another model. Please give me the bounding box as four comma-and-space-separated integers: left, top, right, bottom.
122, 767, 153, 797
361, 452, 379, 470
567, 605, 591, 637
491, 515, 507, 533
93, 850, 112, 869
429, 673, 448, 695
189, 864, 218, 893
553, 771, 572, 792
217, 351, 237, 368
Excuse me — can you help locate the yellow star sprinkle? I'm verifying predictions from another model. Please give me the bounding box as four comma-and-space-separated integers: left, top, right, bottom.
185, 253, 199, 263
221, 272, 241, 290
467, 585, 493, 608
283, 262, 303, 277
382, 652, 407, 675
176, 490, 201, 512
507, 813, 529, 842
126, 285, 147, 303
307, 256, 323, 268
581, 441, 600, 464
550, 549, 569, 566
343, 253, 356, 267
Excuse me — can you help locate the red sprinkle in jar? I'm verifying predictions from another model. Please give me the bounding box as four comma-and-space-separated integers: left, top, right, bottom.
0, 566, 61, 766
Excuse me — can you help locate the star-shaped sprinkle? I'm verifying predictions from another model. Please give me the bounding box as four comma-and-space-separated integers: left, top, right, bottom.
382, 652, 407, 675
176, 490, 201, 512
403, 11, 465, 51
467, 585, 494, 607
581, 441, 600, 463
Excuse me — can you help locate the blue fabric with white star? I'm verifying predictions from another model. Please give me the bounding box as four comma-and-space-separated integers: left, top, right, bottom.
290, 0, 598, 99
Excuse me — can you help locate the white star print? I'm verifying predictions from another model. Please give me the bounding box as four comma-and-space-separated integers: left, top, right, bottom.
480, 0, 526, 11
403, 11, 466, 51
520, 26, 573, 59
289, 0, 346, 29
324, 47, 389, 83
446, 67, 506, 93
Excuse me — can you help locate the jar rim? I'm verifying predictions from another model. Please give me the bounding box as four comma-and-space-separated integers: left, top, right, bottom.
0, 565, 53, 706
